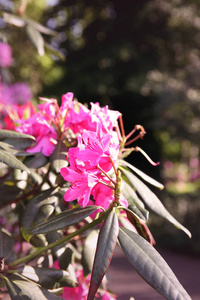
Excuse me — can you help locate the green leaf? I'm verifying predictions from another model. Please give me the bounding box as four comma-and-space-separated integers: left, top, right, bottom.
87, 210, 119, 300
118, 227, 191, 300
26, 24, 44, 56
122, 180, 149, 221
45, 43, 66, 61
23, 153, 48, 169
0, 129, 35, 140
119, 160, 164, 190
0, 141, 32, 156
0, 227, 14, 260
18, 265, 76, 289
31, 206, 99, 234
7, 273, 63, 300
2, 12, 25, 27
120, 166, 191, 238
82, 230, 99, 277
0, 149, 30, 173
0, 182, 22, 205
21, 188, 57, 240
2, 138, 34, 150
50, 141, 68, 173
27, 19, 58, 36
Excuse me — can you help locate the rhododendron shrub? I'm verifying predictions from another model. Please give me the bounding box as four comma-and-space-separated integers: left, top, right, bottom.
0, 92, 192, 300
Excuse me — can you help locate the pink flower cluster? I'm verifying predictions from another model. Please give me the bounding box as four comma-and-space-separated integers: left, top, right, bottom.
54, 261, 116, 300
3, 92, 127, 209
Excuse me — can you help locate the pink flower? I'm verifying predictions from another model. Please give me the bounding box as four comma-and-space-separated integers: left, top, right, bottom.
0, 42, 12, 67
16, 113, 57, 156
102, 291, 117, 300
60, 167, 99, 207
0, 83, 32, 105
62, 269, 91, 300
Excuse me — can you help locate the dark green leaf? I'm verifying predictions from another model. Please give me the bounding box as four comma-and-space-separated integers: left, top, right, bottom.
120, 166, 191, 238
2, 138, 34, 150
0, 141, 32, 156
82, 230, 99, 277
45, 43, 66, 61
21, 188, 57, 240
18, 265, 76, 289
0, 129, 34, 140
7, 273, 63, 300
26, 24, 44, 56
0, 149, 30, 173
119, 160, 164, 189
50, 141, 68, 173
122, 180, 149, 221
23, 153, 48, 169
0, 227, 14, 260
87, 210, 119, 300
31, 206, 99, 234
118, 227, 191, 300
0, 183, 22, 205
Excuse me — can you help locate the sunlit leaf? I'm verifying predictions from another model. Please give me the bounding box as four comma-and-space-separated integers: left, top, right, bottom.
26, 23, 45, 56
7, 273, 63, 299
50, 141, 68, 173
2, 12, 25, 27
27, 19, 58, 36
120, 166, 191, 238
122, 180, 149, 221
118, 227, 191, 300
31, 206, 99, 234
0, 129, 35, 140
18, 265, 76, 289
82, 230, 99, 277
119, 160, 164, 189
0, 149, 30, 173
87, 210, 119, 300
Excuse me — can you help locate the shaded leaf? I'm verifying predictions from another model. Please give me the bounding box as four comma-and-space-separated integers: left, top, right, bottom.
2, 138, 34, 150
82, 230, 99, 277
26, 24, 44, 56
0, 227, 14, 260
119, 160, 164, 189
0, 149, 30, 173
118, 227, 191, 300
45, 43, 66, 61
50, 141, 68, 173
31, 206, 99, 234
23, 153, 48, 169
7, 273, 63, 300
120, 166, 191, 238
21, 188, 57, 240
0, 182, 22, 205
0, 141, 32, 156
18, 265, 76, 289
87, 210, 119, 300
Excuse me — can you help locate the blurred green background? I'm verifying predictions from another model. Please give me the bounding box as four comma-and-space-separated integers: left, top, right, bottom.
1, 0, 200, 254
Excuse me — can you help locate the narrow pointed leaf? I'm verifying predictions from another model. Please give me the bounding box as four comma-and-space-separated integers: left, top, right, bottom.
82, 230, 99, 276
21, 188, 58, 239
0, 227, 14, 260
120, 166, 191, 238
0, 183, 22, 205
7, 273, 63, 300
87, 210, 119, 300
118, 227, 191, 300
0, 149, 30, 173
2, 12, 25, 27
26, 24, 45, 56
31, 206, 99, 234
122, 180, 149, 221
18, 265, 76, 289
0, 129, 35, 140
50, 141, 68, 173
119, 160, 164, 189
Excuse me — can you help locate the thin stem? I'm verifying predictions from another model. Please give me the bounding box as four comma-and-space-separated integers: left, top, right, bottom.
98, 179, 115, 189
8, 208, 111, 269
119, 114, 125, 138
97, 165, 116, 186
109, 156, 118, 177
135, 146, 160, 166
